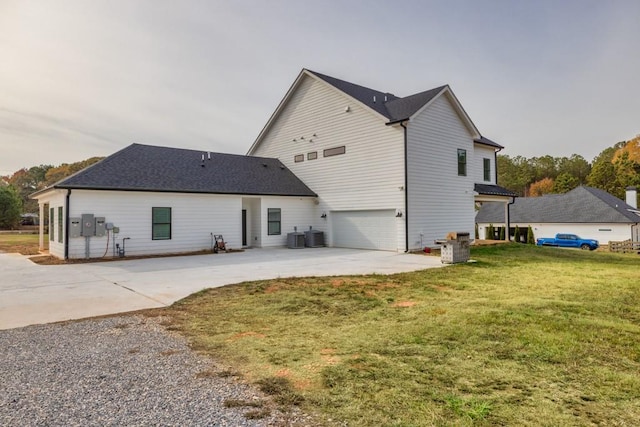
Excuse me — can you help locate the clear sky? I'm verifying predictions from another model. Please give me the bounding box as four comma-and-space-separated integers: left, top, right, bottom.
2, 0, 639, 175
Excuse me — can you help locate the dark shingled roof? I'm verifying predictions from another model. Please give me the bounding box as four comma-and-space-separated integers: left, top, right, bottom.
474, 183, 519, 197
51, 143, 317, 197
476, 186, 640, 224
474, 136, 504, 149
307, 69, 446, 122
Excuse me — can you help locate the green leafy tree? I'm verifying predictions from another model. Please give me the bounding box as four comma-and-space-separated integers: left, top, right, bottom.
557, 154, 591, 184
527, 226, 535, 244
499, 227, 505, 240
487, 224, 495, 240
513, 225, 521, 243
0, 185, 23, 229
498, 155, 535, 196
7, 165, 52, 213
553, 173, 579, 194
530, 155, 558, 182
587, 145, 621, 195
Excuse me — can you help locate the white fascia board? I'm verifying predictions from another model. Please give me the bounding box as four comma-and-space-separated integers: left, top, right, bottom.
247, 69, 311, 155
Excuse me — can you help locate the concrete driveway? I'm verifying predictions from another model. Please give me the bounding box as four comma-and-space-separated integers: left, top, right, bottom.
0, 247, 443, 330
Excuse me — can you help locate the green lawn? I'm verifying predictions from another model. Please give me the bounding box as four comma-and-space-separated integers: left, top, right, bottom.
0, 233, 41, 255
161, 244, 640, 426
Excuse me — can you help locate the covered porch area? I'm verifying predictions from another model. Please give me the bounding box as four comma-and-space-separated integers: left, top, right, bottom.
474, 183, 518, 241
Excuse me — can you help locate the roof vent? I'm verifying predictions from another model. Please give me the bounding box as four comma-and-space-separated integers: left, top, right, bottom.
262, 163, 268, 167
373, 95, 376, 103
201, 154, 205, 167
207, 152, 211, 160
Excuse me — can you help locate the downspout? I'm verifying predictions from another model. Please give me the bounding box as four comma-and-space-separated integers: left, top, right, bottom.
65, 189, 71, 260
401, 121, 409, 252
506, 196, 515, 241
494, 146, 502, 184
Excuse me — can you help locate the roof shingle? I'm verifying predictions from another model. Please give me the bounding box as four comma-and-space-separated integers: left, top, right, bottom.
476, 186, 640, 224
52, 144, 317, 197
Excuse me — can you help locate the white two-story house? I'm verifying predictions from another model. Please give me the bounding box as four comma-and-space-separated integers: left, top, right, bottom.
33, 68, 515, 259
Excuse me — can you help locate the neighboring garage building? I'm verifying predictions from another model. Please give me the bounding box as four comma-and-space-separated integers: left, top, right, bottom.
476, 186, 640, 244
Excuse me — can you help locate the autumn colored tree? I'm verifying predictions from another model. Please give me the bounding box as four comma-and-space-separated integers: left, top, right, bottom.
529, 177, 554, 196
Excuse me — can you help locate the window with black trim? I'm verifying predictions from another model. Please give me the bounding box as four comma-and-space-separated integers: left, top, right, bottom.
307, 151, 317, 160
483, 158, 491, 181
49, 207, 54, 242
457, 149, 467, 176
267, 208, 281, 235
152, 207, 172, 240
324, 146, 346, 157
58, 206, 63, 243
294, 154, 304, 163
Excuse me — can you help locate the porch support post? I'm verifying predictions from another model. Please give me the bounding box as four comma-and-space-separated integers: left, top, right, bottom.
38, 202, 44, 251
504, 201, 510, 241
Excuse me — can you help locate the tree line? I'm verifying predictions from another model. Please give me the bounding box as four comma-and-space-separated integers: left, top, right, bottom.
0, 157, 103, 228
497, 136, 640, 200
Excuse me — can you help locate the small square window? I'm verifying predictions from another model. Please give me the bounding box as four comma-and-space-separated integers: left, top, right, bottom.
307, 151, 317, 160
457, 149, 467, 176
294, 154, 304, 163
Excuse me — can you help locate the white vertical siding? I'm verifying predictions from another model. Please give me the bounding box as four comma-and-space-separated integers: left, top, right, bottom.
66, 190, 242, 258
406, 93, 476, 249
251, 74, 406, 249
260, 196, 317, 247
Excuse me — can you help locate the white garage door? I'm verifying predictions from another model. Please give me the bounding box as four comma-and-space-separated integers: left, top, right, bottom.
331, 210, 397, 251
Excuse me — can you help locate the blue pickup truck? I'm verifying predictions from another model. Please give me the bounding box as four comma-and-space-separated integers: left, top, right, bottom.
536, 233, 599, 250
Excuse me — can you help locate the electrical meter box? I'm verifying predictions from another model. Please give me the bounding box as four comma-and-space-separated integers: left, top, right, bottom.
95, 217, 106, 237
81, 214, 95, 236
69, 218, 82, 238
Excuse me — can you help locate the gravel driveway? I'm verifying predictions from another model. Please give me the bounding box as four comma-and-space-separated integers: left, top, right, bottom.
0, 315, 313, 426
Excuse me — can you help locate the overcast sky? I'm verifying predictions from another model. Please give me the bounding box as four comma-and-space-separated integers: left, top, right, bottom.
2, 0, 639, 175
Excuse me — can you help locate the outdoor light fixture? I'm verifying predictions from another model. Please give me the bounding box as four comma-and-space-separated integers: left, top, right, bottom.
396, 210, 403, 218
321, 212, 327, 218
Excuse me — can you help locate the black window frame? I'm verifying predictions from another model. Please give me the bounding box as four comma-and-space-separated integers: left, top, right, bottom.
49, 207, 54, 242
483, 158, 491, 182
323, 146, 346, 157
58, 206, 63, 243
457, 149, 467, 176
307, 151, 317, 160
294, 154, 304, 163
152, 207, 172, 240
267, 208, 281, 235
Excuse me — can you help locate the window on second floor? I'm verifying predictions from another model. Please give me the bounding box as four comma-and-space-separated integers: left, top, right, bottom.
483, 158, 491, 181
457, 149, 467, 176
